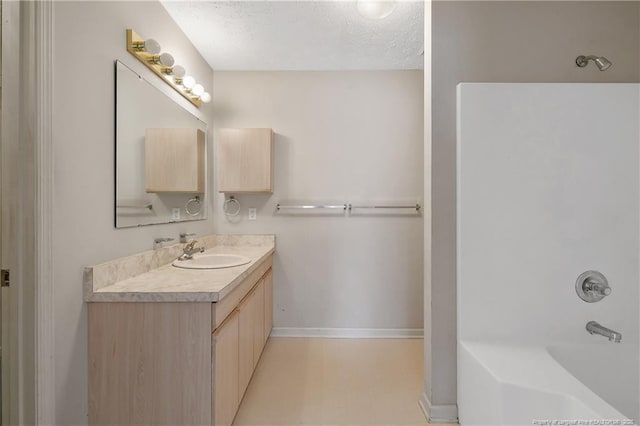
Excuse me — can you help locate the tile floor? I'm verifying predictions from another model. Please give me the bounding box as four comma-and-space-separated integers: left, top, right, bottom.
233, 337, 457, 426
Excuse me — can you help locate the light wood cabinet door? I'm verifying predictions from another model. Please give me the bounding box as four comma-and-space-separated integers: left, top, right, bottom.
145, 128, 205, 193
263, 269, 273, 344
252, 281, 265, 367
88, 303, 212, 426
218, 128, 273, 193
238, 287, 256, 399
213, 310, 239, 426
237, 277, 268, 400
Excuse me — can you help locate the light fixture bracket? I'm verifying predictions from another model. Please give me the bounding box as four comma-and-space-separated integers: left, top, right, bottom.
126, 29, 202, 108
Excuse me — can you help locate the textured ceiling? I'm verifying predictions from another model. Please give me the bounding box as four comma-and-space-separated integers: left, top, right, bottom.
160, 1, 424, 70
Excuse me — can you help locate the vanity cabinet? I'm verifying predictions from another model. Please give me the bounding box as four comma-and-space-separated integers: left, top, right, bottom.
213, 310, 240, 426
88, 257, 273, 426
263, 269, 273, 344
145, 127, 205, 193
218, 128, 273, 193
238, 278, 265, 398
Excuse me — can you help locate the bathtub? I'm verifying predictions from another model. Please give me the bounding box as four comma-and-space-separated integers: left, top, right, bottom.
458, 340, 639, 425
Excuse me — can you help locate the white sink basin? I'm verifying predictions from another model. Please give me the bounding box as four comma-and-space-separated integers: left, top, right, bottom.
172, 254, 252, 270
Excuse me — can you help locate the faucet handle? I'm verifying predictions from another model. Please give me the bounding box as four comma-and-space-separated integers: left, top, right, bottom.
586, 279, 612, 296
154, 237, 174, 243
576, 271, 611, 303
179, 232, 197, 243
153, 237, 174, 249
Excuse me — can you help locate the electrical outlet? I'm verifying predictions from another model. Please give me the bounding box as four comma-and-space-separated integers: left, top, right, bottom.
248, 208, 257, 220
172, 208, 181, 220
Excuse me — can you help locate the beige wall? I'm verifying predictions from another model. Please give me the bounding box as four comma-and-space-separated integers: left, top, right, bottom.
52, 2, 214, 424
427, 0, 640, 415
212, 71, 425, 331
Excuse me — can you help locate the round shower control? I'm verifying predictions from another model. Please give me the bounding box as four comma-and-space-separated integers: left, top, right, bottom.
575, 271, 611, 303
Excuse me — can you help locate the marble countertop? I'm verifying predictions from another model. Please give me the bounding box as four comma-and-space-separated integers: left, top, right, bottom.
84, 235, 275, 303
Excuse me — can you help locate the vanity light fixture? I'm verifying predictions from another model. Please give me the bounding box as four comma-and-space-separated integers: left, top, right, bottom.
192, 84, 205, 97
126, 29, 211, 107
183, 75, 196, 90
163, 64, 185, 79
148, 52, 175, 67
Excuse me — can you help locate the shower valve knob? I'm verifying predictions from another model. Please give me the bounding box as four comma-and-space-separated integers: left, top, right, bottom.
576, 271, 611, 303
591, 282, 611, 296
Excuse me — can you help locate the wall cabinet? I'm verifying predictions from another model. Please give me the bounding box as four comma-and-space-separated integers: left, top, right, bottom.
88, 259, 273, 426
145, 128, 205, 193
218, 128, 273, 193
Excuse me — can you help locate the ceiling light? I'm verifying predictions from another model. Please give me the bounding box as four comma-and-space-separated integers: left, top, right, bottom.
357, 0, 396, 19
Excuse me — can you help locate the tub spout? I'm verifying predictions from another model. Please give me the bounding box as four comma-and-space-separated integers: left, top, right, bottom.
586, 321, 622, 343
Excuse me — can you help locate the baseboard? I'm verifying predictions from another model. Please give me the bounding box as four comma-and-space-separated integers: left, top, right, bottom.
270, 327, 423, 339
419, 391, 458, 423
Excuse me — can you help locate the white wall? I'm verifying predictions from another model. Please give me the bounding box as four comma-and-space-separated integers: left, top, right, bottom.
428, 1, 640, 416
212, 71, 424, 331
52, 2, 214, 423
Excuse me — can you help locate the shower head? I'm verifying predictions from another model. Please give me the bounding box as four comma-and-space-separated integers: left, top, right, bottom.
576, 55, 612, 71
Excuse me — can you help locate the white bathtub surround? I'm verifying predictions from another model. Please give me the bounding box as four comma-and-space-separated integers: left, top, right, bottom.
457, 83, 639, 425
84, 234, 275, 302
459, 342, 638, 424
548, 343, 639, 421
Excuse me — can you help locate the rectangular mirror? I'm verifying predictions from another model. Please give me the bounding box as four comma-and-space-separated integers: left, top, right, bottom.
115, 60, 207, 228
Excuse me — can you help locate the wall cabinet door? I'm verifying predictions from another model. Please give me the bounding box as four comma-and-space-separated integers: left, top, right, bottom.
218, 128, 273, 193
213, 310, 239, 426
263, 269, 273, 344
145, 128, 205, 193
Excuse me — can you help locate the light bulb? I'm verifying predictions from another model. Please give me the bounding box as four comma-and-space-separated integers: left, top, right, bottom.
172, 65, 186, 78
192, 84, 205, 96
201, 92, 212, 103
356, 0, 396, 19
182, 76, 196, 89
159, 52, 174, 67
144, 38, 161, 54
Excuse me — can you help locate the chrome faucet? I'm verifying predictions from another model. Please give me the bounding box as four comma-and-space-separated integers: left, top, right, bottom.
586, 321, 622, 343
177, 239, 205, 261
